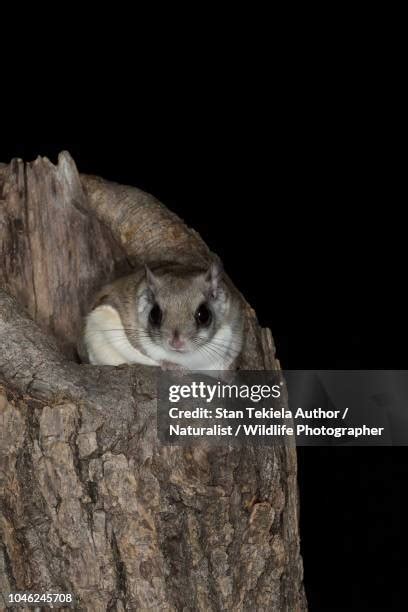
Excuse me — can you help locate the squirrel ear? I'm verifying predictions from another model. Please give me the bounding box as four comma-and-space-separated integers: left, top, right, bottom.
145, 265, 160, 293
205, 260, 223, 298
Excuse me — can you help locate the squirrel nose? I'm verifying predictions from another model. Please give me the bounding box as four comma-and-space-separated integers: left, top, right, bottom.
169, 331, 185, 350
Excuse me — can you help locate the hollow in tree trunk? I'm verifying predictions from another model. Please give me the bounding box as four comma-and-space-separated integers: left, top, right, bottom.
0, 153, 306, 611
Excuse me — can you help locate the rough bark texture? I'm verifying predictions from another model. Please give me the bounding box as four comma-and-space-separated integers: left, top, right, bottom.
0, 153, 306, 611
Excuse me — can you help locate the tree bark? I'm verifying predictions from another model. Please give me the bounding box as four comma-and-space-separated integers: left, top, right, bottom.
0, 153, 306, 611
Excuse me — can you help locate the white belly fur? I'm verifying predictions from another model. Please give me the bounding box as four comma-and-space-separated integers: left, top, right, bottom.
84, 305, 158, 366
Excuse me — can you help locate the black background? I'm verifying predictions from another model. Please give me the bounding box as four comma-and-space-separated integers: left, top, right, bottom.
0, 140, 405, 611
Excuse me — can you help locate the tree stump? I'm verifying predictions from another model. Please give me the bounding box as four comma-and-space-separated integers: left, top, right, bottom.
0, 153, 306, 611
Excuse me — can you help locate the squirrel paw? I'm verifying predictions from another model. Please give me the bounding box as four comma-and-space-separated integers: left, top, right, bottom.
160, 360, 188, 373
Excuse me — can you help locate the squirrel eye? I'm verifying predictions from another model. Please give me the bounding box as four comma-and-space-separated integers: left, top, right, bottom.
149, 303, 162, 326
195, 303, 212, 326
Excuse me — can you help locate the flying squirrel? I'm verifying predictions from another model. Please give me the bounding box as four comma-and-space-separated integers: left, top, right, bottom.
81, 260, 244, 371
